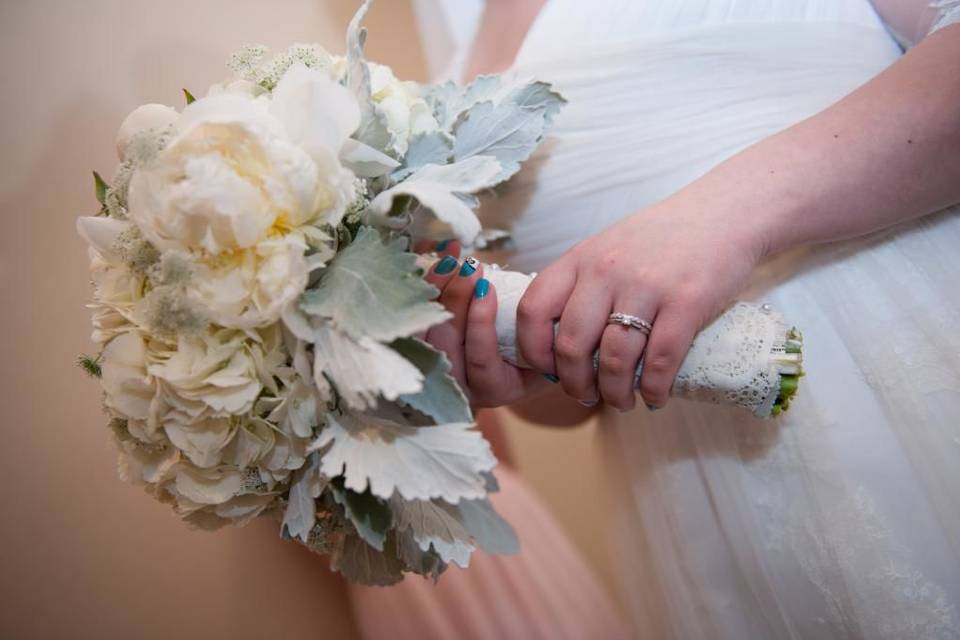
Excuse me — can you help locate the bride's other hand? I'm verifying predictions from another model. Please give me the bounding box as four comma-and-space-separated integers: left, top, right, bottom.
518, 25, 960, 412
418, 241, 548, 408
517, 201, 763, 411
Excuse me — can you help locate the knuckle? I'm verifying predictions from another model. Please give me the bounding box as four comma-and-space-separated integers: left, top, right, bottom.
554, 333, 588, 362
516, 296, 540, 324
590, 254, 620, 278
599, 352, 632, 377
643, 351, 677, 376
465, 353, 493, 374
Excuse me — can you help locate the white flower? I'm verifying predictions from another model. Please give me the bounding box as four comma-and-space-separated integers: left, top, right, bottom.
116, 104, 179, 162
128, 64, 359, 255
186, 233, 309, 329
368, 62, 438, 155
149, 328, 265, 421
76, 217, 147, 343
100, 331, 163, 429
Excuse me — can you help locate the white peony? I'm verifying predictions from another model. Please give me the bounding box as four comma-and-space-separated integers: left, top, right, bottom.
187, 233, 309, 330
128, 64, 359, 255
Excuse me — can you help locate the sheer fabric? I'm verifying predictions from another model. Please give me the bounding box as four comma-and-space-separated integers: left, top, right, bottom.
454, 1, 960, 638
348, 7, 628, 637
348, 466, 628, 639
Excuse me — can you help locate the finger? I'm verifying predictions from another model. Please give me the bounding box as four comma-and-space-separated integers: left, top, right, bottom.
424, 254, 461, 297
516, 262, 577, 375
637, 302, 700, 410
555, 280, 613, 405
425, 320, 466, 389
424, 257, 483, 389
414, 238, 461, 258
597, 298, 657, 412
464, 278, 550, 406
438, 256, 483, 337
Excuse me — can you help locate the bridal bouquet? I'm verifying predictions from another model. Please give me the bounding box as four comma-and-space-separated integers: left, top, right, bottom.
77, 0, 802, 586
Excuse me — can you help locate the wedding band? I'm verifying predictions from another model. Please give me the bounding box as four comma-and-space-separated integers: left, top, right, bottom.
608, 312, 653, 335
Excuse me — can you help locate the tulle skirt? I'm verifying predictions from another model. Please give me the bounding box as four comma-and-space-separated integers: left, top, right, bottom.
481, 17, 960, 639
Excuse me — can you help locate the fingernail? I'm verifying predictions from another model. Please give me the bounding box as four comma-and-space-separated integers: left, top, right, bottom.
474, 278, 490, 299
435, 239, 450, 251
543, 373, 560, 383
434, 255, 457, 274
578, 399, 598, 408
646, 403, 660, 412
459, 256, 479, 277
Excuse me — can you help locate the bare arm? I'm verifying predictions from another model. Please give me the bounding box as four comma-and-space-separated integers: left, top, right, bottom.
515, 25, 960, 411
683, 25, 960, 258
462, 0, 546, 81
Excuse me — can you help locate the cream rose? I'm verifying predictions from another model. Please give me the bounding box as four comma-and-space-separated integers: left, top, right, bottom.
368, 62, 438, 155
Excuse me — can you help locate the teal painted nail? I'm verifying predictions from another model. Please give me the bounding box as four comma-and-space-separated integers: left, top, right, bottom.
459, 257, 478, 277
474, 278, 490, 299
434, 255, 457, 274
543, 373, 560, 383
435, 239, 450, 251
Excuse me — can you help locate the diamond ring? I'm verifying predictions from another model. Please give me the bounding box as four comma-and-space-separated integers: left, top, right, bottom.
607, 312, 653, 335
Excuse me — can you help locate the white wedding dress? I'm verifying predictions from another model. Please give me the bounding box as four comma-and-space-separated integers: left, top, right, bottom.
418, 1, 960, 638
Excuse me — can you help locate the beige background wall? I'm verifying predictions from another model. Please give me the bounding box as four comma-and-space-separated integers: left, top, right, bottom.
0, 1, 614, 637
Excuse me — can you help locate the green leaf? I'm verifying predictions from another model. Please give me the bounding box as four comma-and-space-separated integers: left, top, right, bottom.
92, 171, 109, 206
301, 226, 450, 343
77, 353, 102, 378
182, 88, 197, 105
393, 337, 472, 424
332, 484, 392, 552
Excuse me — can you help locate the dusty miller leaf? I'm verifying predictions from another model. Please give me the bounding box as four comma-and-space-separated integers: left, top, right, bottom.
330, 531, 406, 586
311, 323, 425, 410
282, 452, 327, 542
312, 409, 496, 502
391, 496, 475, 568
452, 100, 548, 183
345, 0, 393, 154
393, 337, 472, 424
457, 498, 519, 555
301, 226, 450, 342
392, 131, 454, 181
332, 484, 392, 552
369, 157, 502, 244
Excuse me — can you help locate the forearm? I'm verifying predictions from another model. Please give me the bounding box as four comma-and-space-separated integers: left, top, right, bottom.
674, 25, 960, 258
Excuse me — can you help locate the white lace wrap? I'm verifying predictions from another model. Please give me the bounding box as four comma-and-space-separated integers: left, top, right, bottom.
485, 268, 798, 417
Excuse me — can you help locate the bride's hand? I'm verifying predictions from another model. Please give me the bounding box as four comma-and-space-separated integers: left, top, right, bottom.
516, 199, 765, 411
418, 241, 548, 408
